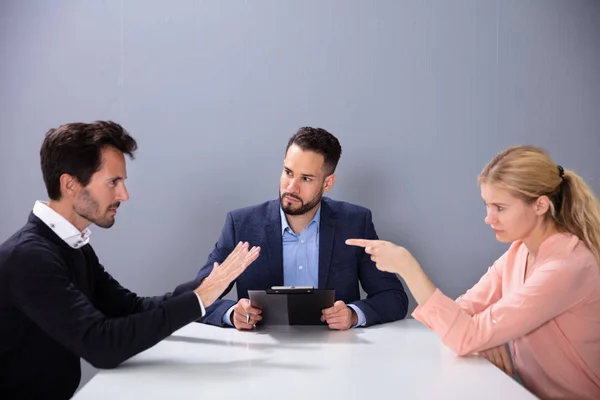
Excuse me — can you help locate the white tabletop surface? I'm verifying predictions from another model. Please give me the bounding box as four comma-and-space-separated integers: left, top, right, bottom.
74, 319, 537, 399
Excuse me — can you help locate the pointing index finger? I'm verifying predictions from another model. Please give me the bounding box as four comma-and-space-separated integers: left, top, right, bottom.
345, 239, 379, 248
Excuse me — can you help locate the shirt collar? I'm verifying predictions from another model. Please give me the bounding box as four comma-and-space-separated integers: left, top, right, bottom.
526, 232, 579, 261
32, 201, 91, 249
280, 204, 321, 235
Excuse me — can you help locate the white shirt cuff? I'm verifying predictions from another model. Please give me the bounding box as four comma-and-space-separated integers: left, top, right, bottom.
348, 304, 367, 328
223, 305, 236, 327
194, 292, 207, 317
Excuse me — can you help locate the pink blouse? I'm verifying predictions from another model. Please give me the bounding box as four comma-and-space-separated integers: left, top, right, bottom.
412, 233, 600, 399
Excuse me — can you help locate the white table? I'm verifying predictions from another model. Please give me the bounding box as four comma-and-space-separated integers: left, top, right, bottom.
74, 319, 537, 399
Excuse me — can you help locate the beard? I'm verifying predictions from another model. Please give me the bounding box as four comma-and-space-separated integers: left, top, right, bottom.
279, 187, 324, 216
74, 188, 120, 229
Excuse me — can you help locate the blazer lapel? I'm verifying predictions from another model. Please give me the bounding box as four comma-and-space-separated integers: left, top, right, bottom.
318, 200, 336, 289
264, 200, 284, 285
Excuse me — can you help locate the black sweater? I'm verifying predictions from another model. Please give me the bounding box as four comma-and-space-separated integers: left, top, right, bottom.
0, 213, 203, 399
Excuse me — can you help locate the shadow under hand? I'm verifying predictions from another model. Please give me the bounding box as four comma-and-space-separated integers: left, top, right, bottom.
164, 335, 307, 351
118, 357, 317, 371
115, 357, 322, 379
252, 325, 372, 345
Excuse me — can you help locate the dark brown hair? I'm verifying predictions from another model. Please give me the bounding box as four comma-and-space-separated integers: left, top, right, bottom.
40, 120, 137, 200
286, 127, 342, 175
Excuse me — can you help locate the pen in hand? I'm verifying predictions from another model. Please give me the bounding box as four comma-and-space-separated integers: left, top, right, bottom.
234, 298, 261, 330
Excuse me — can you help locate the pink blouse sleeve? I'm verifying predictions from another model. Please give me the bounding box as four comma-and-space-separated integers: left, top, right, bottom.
412, 255, 596, 356
454, 252, 506, 316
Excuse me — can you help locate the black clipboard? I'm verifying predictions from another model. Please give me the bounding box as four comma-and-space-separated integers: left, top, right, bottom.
248, 286, 335, 326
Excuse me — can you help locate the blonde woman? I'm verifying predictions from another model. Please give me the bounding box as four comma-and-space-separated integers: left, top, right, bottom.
348, 146, 600, 400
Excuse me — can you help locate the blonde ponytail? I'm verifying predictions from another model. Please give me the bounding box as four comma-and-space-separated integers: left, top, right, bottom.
555, 171, 600, 265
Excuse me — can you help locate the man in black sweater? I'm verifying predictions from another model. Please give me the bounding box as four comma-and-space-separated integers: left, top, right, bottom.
0, 121, 261, 399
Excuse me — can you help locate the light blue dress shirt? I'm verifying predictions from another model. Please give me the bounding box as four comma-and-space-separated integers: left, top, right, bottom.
281, 205, 321, 287
223, 205, 366, 327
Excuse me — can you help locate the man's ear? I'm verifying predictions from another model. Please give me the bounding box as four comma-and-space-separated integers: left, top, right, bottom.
59, 173, 80, 199
323, 174, 336, 193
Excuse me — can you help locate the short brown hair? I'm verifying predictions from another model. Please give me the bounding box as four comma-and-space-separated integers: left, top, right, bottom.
286, 127, 342, 175
40, 121, 137, 200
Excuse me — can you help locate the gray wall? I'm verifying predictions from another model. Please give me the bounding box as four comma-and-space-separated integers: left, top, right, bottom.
1, 0, 599, 391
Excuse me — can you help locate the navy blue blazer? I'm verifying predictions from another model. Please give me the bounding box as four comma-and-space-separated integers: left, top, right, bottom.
196, 197, 408, 327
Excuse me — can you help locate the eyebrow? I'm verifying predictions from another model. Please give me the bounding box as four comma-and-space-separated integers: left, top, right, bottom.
284, 166, 317, 178
482, 199, 508, 206
107, 176, 126, 182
